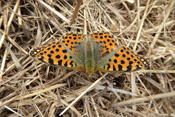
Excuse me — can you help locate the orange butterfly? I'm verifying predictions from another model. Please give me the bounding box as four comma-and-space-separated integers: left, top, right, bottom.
30, 31, 149, 77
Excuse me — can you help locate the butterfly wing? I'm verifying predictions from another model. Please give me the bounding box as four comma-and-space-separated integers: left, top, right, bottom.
90, 31, 149, 72
30, 32, 86, 70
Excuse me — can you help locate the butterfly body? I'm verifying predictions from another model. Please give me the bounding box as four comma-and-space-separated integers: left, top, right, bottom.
30, 31, 149, 77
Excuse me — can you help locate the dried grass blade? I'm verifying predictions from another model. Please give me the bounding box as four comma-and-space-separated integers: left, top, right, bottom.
3, 41, 22, 69
112, 91, 175, 107
36, 0, 70, 24
70, 0, 83, 25
16, 83, 66, 100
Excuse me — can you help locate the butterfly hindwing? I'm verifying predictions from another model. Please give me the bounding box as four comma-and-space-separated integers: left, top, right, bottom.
30, 32, 85, 70
96, 46, 149, 72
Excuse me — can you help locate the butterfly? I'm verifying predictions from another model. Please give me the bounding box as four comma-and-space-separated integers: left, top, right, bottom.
30, 31, 149, 77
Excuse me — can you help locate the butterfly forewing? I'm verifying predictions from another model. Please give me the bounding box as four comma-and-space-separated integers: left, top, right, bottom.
90, 31, 117, 60
30, 32, 86, 70
61, 32, 86, 55
90, 31, 149, 72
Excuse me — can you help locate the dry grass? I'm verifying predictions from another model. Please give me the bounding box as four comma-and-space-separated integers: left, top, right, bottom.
0, 0, 175, 116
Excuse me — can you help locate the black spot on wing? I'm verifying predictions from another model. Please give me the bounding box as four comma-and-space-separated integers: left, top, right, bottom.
113, 65, 116, 71
58, 60, 62, 65
64, 61, 68, 67
118, 64, 122, 71
107, 64, 110, 70
126, 65, 132, 72
49, 58, 54, 64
